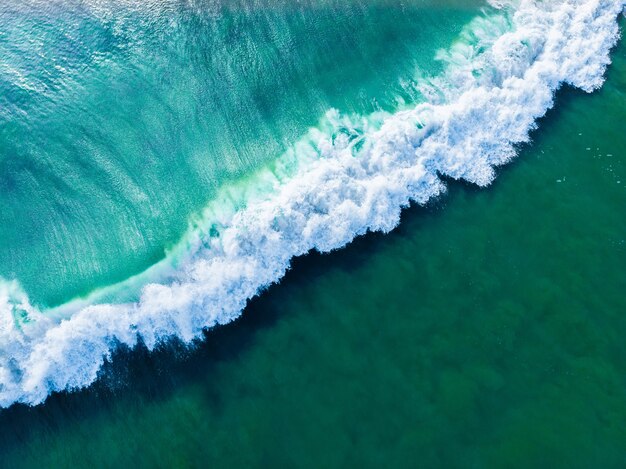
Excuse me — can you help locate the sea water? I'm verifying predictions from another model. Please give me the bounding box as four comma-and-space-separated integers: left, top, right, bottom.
0, 4, 625, 463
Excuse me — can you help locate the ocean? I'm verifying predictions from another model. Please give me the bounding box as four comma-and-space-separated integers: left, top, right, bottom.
0, 0, 625, 466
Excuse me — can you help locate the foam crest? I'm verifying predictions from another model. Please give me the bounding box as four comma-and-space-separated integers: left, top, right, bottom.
0, 0, 623, 406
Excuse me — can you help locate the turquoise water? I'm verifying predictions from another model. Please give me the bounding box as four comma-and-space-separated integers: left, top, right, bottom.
0, 0, 477, 307
1, 0, 626, 465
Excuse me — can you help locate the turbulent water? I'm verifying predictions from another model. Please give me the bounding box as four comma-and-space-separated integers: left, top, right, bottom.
0, 0, 624, 407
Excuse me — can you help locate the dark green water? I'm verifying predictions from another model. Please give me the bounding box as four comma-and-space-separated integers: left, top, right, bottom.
0, 17, 624, 467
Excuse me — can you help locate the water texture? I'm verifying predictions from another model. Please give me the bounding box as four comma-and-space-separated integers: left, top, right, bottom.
1, 33, 625, 465
0, 0, 624, 414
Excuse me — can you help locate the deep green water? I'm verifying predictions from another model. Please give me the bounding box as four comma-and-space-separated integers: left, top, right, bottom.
0, 16, 624, 467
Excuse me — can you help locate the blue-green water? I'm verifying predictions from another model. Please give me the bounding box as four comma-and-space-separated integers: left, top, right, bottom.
0, 0, 626, 465
0, 0, 477, 307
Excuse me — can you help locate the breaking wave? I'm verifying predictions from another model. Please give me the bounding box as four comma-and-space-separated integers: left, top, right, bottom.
0, 0, 623, 406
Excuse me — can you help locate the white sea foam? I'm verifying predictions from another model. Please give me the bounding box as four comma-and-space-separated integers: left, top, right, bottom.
0, 0, 623, 406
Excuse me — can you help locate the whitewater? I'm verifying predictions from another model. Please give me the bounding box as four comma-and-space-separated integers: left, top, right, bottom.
0, 0, 624, 407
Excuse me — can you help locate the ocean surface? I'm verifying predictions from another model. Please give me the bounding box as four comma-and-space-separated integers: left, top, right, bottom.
0, 0, 625, 465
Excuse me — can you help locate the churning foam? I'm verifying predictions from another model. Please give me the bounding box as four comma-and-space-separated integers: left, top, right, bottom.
0, 0, 623, 406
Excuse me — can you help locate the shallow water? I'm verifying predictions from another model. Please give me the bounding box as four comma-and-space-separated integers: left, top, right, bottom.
0, 0, 478, 307
0, 17, 625, 466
